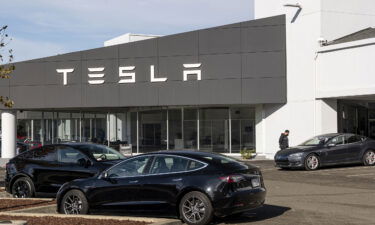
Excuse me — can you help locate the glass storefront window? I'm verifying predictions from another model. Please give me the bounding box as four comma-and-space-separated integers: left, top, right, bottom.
169, 109, 183, 149
199, 108, 229, 153
130, 112, 138, 152
231, 108, 255, 153
8, 106, 256, 154
184, 108, 197, 149
139, 109, 167, 153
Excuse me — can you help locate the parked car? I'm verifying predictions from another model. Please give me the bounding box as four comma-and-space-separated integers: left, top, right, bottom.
56, 151, 266, 225
274, 133, 375, 170
5, 143, 125, 198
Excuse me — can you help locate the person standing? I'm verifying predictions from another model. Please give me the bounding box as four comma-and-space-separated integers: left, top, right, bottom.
279, 130, 290, 150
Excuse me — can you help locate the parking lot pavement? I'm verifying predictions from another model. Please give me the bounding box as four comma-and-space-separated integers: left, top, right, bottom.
1, 162, 374, 225
214, 160, 375, 225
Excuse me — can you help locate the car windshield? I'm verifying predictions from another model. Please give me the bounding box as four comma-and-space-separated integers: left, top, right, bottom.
75, 144, 125, 161
300, 135, 332, 146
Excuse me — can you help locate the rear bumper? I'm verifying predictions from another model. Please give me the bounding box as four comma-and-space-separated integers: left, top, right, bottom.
213, 187, 266, 217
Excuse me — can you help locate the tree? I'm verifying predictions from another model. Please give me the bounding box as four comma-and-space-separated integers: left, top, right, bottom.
0, 25, 14, 108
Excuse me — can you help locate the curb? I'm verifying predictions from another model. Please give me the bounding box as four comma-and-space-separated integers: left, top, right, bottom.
0, 212, 182, 225
0, 197, 55, 201
0, 220, 27, 225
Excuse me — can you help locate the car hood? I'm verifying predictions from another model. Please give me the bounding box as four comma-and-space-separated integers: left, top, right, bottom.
276, 146, 318, 156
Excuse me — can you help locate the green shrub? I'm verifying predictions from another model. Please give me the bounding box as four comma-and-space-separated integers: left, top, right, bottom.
240, 148, 256, 159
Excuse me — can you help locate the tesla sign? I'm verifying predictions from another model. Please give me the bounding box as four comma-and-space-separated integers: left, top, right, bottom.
56, 63, 202, 86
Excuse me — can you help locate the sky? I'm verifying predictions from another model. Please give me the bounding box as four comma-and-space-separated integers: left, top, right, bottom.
1, 0, 254, 62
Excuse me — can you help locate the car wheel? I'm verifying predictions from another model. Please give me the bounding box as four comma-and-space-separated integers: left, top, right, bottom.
60, 190, 89, 215
304, 154, 320, 171
363, 150, 375, 166
12, 177, 35, 198
179, 191, 214, 225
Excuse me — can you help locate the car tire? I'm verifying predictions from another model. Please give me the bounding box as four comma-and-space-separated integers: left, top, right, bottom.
304, 154, 320, 171
12, 177, 35, 198
362, 150, 375, 166
60, 189, 89, 215
179, 191, 214, 225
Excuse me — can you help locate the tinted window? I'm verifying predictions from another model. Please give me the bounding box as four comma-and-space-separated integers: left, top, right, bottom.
34, 146, 57, 162
75, 144, 125, 161
187, 160, 205, 171
150, 156, 205, 174
17, 149, 36, 160
328, 135, 345, 145
107, 156, 151, 178
346, 135, 362, 144
57, 147, 87, 164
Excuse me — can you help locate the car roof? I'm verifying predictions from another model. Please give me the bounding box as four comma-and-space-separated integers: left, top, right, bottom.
140, 150, 232, 161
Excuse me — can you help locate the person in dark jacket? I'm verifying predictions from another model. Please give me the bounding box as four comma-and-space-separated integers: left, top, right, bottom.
279, 130, 290, 150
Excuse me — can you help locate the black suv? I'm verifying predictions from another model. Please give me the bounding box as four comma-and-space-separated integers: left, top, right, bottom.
5, 143, 125, 198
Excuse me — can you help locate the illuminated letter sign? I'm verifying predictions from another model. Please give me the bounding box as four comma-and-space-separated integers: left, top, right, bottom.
183, 63, 202, 81
119, 66, 136, 83
88, 67, 105, 85
56, 68, 74, 85
150, 65, 167, 82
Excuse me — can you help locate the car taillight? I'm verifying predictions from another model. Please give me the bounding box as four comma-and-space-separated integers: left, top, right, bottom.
220, 175, 244, 183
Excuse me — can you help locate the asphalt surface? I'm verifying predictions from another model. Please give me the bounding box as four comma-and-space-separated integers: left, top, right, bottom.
1, 161, 374, 225
215, 161, 375, 225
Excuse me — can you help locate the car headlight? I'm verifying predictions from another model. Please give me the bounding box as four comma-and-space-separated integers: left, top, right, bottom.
288, 152, 304, 160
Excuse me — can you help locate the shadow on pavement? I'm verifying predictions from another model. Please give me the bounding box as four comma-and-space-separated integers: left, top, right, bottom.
277, 163, 366, 172
213, 204, 291, 224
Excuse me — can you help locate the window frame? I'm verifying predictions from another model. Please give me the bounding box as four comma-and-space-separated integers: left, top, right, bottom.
32, 145, 58, 162
345, 134, 363, 145
327, 135, 346, 146
56, 146, 90, 165
100, 154, 208, 179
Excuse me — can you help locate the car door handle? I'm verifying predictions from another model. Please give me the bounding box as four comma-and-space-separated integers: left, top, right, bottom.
129, 180, 139, 184
172, 178, 182, 182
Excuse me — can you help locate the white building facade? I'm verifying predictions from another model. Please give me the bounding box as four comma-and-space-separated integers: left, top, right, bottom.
254, 0, 375, 158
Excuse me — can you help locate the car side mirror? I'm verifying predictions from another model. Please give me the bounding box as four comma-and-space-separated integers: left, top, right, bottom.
102, 171, 108, 179
327, 143, 336, 147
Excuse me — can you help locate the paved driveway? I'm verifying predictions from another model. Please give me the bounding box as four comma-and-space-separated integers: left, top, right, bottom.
216, 161, 375, 225
1, 162, 374, 225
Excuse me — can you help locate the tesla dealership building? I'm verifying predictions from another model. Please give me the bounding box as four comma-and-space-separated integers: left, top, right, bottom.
1, 0, 375, 160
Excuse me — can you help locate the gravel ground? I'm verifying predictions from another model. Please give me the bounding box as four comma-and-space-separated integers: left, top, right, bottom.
0, 199, 55, 212
0, 216, 150, 225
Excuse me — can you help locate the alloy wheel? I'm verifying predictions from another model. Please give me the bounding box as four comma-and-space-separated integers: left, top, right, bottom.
64, 194, 83, 214
365, 151, 375, 165
182, 196, 206, 224
13, 180, 31, 198
306, 155, 319, 170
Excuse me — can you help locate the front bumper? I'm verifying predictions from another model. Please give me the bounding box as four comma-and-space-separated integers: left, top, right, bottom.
213, 187, 266, 217
274, 158, 304, 168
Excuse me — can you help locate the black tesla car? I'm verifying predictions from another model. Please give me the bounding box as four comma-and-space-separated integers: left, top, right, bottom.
56, 151, 266, 225
274, 133, 375, 170
5, 143, 125, 198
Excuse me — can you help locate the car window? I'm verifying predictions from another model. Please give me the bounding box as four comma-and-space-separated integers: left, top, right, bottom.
75, 144, 125, 161
150, 156, 190, 174
34, 146, 57, 162
57, 147, 87, 164
187, 160, 205, 171
328, 135, 345, 145
107, 156, 152, 178
150, 156, 206, 174
346, 135, 362, 144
